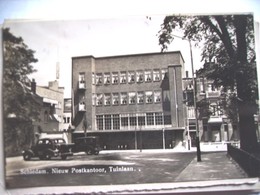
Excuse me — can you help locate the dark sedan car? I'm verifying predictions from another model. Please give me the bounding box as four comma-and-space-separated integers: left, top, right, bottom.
22, 138, 74, 160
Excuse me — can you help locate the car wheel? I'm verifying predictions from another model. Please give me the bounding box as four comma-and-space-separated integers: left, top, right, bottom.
61, 155, 67, 160
45, 153, 51, 160
23, 153, 31, 161
94, 151, 99, 155
86, 150, 92, 155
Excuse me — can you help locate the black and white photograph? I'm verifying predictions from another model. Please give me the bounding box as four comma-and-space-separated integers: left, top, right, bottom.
1, 1, 260, 194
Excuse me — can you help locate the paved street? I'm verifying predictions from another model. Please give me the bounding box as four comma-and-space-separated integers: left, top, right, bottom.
6, 150, 196, 188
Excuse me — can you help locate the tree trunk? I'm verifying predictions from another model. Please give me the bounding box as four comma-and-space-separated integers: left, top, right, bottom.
235, 15, 258, 152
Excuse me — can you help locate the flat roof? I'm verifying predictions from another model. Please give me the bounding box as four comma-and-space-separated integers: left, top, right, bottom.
72, 51, 185, 63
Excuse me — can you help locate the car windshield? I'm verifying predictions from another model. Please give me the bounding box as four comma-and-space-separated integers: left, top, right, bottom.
53, 139, 65, 144
38, 139, 52, 145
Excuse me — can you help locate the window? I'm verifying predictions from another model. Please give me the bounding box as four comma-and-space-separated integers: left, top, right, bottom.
104, 115, 112, 130
79, 73, 85, 83
153, 69, 160, 81
128, 71, 135, 83
155, 113, 163, 125
164, 114, 172, 125
136, 71, 144, 83
129, 92, 136, 104
44, 111, 48, 123
96, 94, 103, 106
137, 113, 145, 126
129, 114, 137, 127
145, 91, 153, 103
120, 71, 127, 84
92, 73, 95, 85
145, 70, 152, 82
146, 113, 154, 125
96, 115, 103, 130
121, 114, 128, 127
154, 91, 161, 103
112, 93, 119, 105
161, 69, 168, 80
112, 72, 119, 84
79, 102, 85, 111
113, 114, 120, 130
104, 93, 111, 106
79, 73, 86, 89
96, 73, 103, 85
104, 73, 111, 85
120, 92, 127, 105
137, 92, 144, 104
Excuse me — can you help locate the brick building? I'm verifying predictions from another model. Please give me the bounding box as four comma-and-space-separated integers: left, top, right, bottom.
71, 51, 186, 150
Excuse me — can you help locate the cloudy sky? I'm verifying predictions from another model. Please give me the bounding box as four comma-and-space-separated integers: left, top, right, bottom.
1, 0, 260, 98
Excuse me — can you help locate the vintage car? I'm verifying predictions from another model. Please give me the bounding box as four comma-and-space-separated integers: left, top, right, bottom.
22, 138, 74, 160
72, 136, 102, 155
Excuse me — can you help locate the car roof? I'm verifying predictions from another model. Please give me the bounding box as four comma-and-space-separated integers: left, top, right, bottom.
74, 136, 98, 139
39, 138, 65, 140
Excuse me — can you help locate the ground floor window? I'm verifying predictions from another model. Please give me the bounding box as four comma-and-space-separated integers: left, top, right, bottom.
96, 115, 103, 130
95, 112, 172, 130
121, 115, 129, 128
146, 113, 154, 126
113, 114, 120, 130
155, 113, 163, 125
164, 115, 172, 125
104, 115, 112, 130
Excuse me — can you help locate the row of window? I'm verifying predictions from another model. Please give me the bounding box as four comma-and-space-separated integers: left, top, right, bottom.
78, 91, 162, 109
96, 112, 172, 130
84, 91, 162, 106
78, 68, 168, 86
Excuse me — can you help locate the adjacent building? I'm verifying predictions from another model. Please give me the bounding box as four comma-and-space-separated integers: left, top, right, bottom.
183, 73, 240, 150
33, 79, 64, 131
71, 51, 186, 149
31, 79, 68, 142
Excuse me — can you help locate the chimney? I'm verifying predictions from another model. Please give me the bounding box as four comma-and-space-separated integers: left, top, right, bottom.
31, 79, 36, 94
186, 71, 189, 78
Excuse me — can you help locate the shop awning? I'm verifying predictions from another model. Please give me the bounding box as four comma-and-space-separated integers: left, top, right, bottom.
43, 97, 58, 105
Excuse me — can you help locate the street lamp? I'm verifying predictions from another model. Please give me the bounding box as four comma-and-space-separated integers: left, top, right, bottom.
171, 34, 201, 162
188, 39, 202, 162
162, 128, 165, 149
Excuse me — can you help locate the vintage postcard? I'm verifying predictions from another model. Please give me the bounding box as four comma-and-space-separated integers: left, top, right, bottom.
2, 14, 260, 194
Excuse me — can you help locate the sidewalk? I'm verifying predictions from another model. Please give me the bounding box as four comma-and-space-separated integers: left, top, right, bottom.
175, 152, 248, 181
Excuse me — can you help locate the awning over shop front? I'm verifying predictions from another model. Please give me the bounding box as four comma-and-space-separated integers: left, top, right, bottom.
43, 97, 58, 105
208, 117, 223, 124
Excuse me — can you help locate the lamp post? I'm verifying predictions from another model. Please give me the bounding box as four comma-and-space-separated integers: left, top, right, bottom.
162, 128, 165, 149
188, 39, 201, 162
171, 34, 201, 161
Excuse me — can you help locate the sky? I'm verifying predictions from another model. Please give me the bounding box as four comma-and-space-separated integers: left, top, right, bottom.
2, 16, 203, 98
0, 0, 260, 99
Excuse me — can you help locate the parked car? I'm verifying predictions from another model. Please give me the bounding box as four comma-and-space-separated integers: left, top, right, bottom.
22, 138, 74, 160
73, 136, 102, 155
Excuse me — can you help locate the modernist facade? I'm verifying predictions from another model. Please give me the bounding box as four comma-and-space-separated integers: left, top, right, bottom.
71, 51, 186, 150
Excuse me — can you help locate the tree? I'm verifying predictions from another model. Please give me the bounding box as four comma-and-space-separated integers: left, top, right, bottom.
3, 28, 41, 155
3, 28, 40, 118
158, 14, 258, 152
